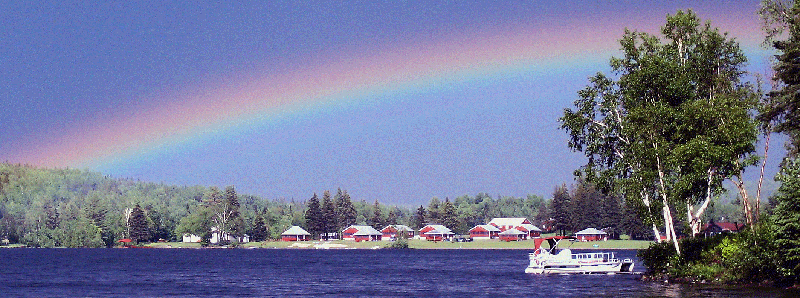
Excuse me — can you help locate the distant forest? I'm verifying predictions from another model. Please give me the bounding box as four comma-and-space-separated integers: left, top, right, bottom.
0, 163, 749, 247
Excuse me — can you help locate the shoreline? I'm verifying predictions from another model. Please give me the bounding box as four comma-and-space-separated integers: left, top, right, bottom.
1, 239, 654, 250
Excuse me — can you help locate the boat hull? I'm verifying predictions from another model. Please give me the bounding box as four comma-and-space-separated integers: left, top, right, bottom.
525, 261, 634, 274
525, 250, 635, 274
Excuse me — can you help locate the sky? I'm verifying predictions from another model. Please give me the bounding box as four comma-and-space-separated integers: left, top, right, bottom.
0, 1, 783, 206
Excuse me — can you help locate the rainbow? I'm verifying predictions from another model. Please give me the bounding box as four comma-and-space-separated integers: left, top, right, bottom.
10, 6, 766, 171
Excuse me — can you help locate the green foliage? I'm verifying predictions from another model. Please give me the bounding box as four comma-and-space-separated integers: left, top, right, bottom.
772, 157, 800, 284
321, 191, 336, 235
335, 189, 357, 230
760, 0, 800, 153
440, 198, 457, 231
250, 212, 268, 242
304, 193, 322, 239
387, 236, 409, 249
638, 241, 678, 274
551, 184, 572, 234
411, 205, 426, 229
639, 221, 784, 284
562, 9, 759, 254
129, 204, 150, 243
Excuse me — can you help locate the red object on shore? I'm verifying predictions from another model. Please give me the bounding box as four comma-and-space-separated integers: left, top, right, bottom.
118, 239, 132, 243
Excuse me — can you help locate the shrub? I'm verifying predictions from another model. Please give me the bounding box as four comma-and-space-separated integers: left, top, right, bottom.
638, 241, 677, 273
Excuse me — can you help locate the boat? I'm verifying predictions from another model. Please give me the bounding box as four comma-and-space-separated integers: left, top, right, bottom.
524, 236, 634, 274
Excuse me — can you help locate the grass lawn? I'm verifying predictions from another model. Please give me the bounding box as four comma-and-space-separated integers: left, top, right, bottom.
145, 238, 654, 250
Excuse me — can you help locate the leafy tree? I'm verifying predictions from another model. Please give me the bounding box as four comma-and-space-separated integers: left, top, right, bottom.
304, 193, 322, 239
560, 10, 759, 254
223, 186, 244, 238
128, 204, 150, 243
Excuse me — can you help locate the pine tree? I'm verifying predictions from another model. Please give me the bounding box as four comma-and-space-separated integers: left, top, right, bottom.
251, 211, 268, 242
304, 193, 322, 239
441, 198, 458, 231
321, 190, 336, 239
386, 208, 399, 226
334, 188, 345, 230
412, 205, 426, 229
337, 190, 357, 228
772, 158, 800, 282
128, 203, 150, 243
552, 184, 572, 236
427, 198, 441, 224
370, 200, 383, 229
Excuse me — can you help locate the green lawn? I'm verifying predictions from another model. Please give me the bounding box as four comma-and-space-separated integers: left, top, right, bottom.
145, 238, 653, 250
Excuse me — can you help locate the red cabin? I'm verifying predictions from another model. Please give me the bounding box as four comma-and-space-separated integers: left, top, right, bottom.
281, 226, 311, 241
381, 225, 415, 240
468, 225, 500, 240
419, 224, 454, 241
342, 225, 382, 242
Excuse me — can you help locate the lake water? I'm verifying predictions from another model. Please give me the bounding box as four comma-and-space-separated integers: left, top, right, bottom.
0, 248, 796, 297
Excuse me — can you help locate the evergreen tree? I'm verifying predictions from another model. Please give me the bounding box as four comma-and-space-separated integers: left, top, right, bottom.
386, 207, 399, 226
761, 0, 800, 154
370, 200, 384, 229
251, 212, 268, 242
552, 184, 572, 235
334, 188, 345, 230
412, 205, 426, 229
337, 190, 357, 228
304, 193, 322, 239
128, 204, 150, 243
620, 200, 649, 240
441, 198, 458, 231
427, 198, 441, 224
321, 190, 336, 239
772, 158, 800, 283
534, 200, 550, 226
600, 194, 622, 239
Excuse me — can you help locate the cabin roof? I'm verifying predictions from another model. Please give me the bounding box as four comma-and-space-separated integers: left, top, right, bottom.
424, 229, 455, 235
282, 226, 311, 236
344, 225, 382, 236
518, 224, 542, 232
421, 224, 452, 233
488, 217, 531, 226
702, 222, 744, 232
575, 228, 607, 235
381, 225, 414, 232
470, 224, 501, 232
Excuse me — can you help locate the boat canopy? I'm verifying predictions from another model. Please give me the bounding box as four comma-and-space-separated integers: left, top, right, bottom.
533, 236, 576, 252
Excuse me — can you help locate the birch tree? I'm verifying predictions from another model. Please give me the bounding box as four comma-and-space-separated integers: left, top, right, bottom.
560, 10, 758, 254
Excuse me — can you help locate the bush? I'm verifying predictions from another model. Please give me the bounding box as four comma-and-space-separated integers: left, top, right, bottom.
387, 237, 409, 249
638, 241, 677, 273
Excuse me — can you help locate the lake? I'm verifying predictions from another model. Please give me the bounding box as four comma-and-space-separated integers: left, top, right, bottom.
0, 248, 796, 297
